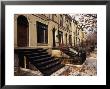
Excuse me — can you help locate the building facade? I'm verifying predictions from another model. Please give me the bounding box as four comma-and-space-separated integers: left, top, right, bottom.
72, 19, 87, 47
14, 14, 73, 49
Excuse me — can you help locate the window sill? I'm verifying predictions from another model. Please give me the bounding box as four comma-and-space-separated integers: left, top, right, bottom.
37, 43, 48, 46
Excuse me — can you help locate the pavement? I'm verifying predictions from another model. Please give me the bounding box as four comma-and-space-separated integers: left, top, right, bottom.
59, 50, 97, 76
15, 68, 43, 76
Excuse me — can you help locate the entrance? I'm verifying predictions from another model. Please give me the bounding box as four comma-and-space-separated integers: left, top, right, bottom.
58, 31, 63, 45
52, 28, 56, 47
17, 15, 29, 47
65, 33, 67, 45
69, 35, 72, 46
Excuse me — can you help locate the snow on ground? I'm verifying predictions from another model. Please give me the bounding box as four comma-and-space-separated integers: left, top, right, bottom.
15, 68, 43, 76
79, 57, 97, 76
59, 50, 97, 76
51, 66, 70, 76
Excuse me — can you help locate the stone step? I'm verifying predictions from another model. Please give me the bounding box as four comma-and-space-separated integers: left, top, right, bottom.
42, 64, 65, 76
15, 48, 43, 52
29, 54, 50, 59
15, 48, 65, 75
37, 59, 58, 67
38, 61, 61, 70
24, 52, 48, 57
30, 56, 54, 62
51, 66, 69, 76
22, 49, 47, 54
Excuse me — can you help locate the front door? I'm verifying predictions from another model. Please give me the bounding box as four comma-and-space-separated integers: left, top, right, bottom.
58, 31, 63, 45
17, 15, 29, 47
52, 28, 56, 47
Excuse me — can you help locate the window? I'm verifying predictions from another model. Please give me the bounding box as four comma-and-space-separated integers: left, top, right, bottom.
58, 31, 63, 44
52, 14, 54, 20
66, 25, 69, 32
69, 35, 72, 45
54, 14, 57, 17
37, 21, 48, 44
60, 15, 63, 26
70, 22, 71, 27
66, 19, 68, 23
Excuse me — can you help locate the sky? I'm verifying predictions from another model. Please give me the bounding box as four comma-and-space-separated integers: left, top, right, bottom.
70, 14, 97, 36
69, 14, 97, 42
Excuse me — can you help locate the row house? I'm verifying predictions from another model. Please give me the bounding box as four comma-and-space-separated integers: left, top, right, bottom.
72, 19, 87, 47
14, 14, 73, 75
14, 14, 72, 49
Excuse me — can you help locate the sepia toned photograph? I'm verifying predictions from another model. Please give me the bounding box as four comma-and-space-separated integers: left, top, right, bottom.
14, 14, 97, 76
1, 0, 107, 86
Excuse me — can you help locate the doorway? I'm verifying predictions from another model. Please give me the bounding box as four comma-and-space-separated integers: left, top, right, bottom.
58, 31, 63, 45
52, 28, 56, 47
17, 15, 29, 47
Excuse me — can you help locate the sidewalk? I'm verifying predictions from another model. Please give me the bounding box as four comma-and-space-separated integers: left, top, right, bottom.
59, 50, 97, 76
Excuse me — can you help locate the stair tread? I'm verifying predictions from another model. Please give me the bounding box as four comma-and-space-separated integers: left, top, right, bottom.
42, 64, 65, 76
21, 49, 47, 54
31, 56, 54, 62
25, 52, 48, 57
38, 60, 61, 70
29, 54, 50, 59
37, 59, 58, 66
